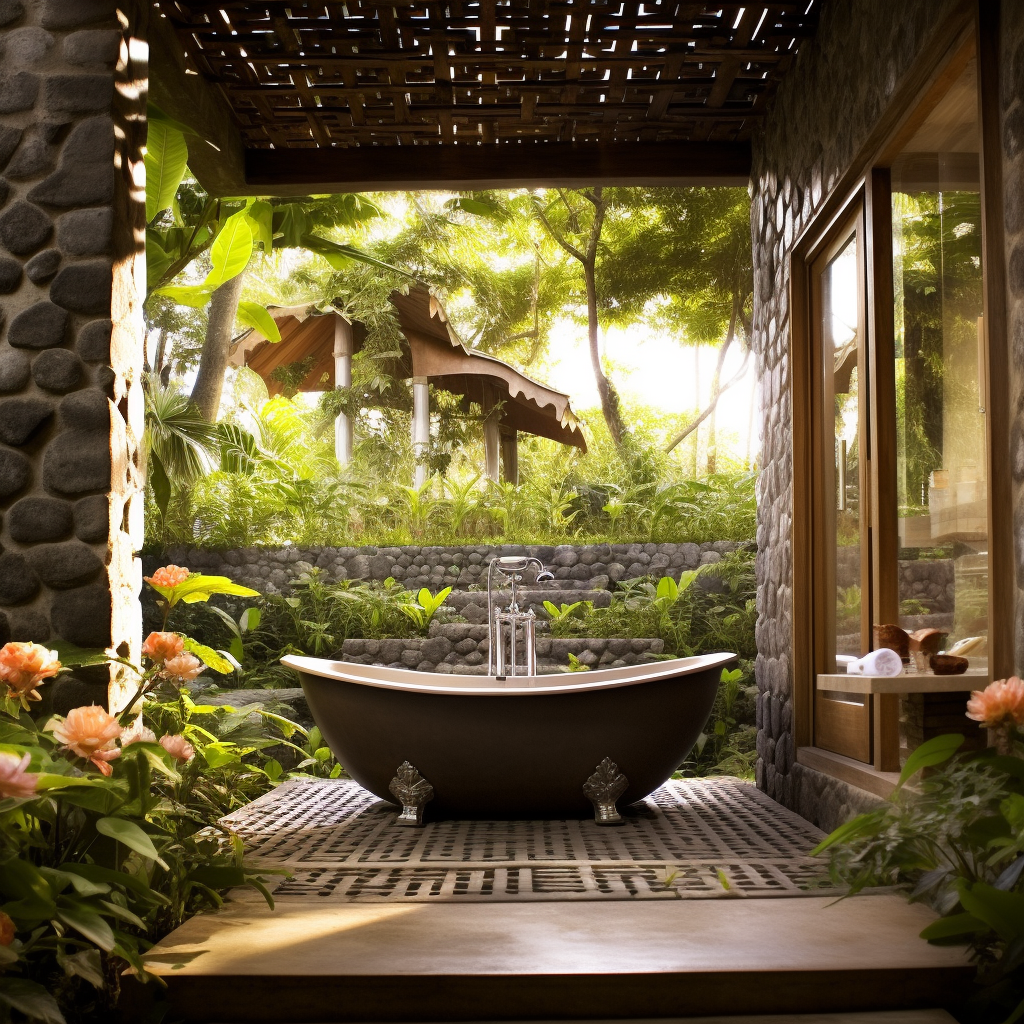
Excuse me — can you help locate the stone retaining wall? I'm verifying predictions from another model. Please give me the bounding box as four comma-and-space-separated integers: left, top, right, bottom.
153, 540, 749, 595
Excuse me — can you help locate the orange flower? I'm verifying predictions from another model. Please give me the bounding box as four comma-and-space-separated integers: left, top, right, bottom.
0, 752, 38, 800
120, 720, 156, 747
0, 642, 61, 707
47, 705, 123, 776
0, 910, 14, 946
966, 677, 1024, 729
159, 734, 195, 764
141, 631, 184, 665
161, 652, 202, 686
144, 565, 191, 589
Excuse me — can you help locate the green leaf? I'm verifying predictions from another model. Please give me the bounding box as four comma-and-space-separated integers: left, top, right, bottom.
456, 196, 506, 219
237, 301, 282, 342
49, 641, 110, 668
656, 576, 678, 603
145, 121, 188, 222
919, 912, 988, 941
272, 204, 309, 247
150, 449, 171, 517
181, 636, 234, 675
167, 574, 261, 604
154, 283, 214, 308
0, 978, 66, 1024
56, 902, 116, 952
957, 880, 1024, 942
245, 199, 275, 251
205, 211, 252, 288
240, 607, 261, 632
95, 817, 166, 868
59, 949, 105, 990
148, 103, 200, 138
897, 733, 964, 789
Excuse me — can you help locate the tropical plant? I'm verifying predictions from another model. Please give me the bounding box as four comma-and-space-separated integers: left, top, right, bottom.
0, 564, 339, 1024
813, 679, 1024, 1024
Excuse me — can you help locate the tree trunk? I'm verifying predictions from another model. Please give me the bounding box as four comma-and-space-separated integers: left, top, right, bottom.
583, 261, 625, 447
704, 333, 732, 474
191, 272, 245, 422
690, 345, 700, 476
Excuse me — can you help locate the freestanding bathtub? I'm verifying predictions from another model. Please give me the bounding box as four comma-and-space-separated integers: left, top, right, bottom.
282, 652, 735, 822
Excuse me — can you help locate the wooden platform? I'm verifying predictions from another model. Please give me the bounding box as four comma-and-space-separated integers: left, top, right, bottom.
139, 895, 973, 1022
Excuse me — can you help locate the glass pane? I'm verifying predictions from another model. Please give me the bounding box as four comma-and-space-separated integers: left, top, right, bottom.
823, 235, 863, 663
892, 58, 988, 668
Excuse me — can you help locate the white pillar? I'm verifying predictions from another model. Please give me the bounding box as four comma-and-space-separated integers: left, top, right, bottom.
483, 387, 500, 483
333, 316, 354, 467
411, 376, 429, 488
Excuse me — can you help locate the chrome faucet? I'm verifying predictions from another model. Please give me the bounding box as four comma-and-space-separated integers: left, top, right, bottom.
486, 556, 554, 677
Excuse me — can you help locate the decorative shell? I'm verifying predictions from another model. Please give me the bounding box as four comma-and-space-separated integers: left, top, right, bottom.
929, 654, 969, 675
873, 624, 909, 660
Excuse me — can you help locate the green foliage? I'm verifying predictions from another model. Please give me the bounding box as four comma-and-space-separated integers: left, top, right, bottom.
0, 567, 344, 1024
814, 731, 1024, 1023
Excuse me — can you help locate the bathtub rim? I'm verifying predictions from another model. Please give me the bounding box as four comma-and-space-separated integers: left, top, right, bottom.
281, 650, 736, 697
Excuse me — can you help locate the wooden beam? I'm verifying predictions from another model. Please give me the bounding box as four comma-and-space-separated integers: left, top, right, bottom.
243, 140, 751, 196
148, 10, 247, 197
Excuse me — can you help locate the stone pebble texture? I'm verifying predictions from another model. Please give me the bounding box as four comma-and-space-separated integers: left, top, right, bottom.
0, 0, 146, 714
750, 0, 968, 831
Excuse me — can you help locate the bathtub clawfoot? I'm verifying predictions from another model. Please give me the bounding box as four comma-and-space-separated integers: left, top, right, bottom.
389, 761, 434, 826
584, 757, 629, 825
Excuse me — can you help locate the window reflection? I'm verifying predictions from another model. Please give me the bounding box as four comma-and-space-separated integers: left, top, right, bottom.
891, 58, 988, 665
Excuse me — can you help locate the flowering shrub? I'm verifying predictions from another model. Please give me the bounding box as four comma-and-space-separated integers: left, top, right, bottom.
815, 677, 1024, 1023
0, 568, 321, 1024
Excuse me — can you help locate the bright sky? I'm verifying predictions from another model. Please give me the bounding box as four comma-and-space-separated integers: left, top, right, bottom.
538, 315, 759, 462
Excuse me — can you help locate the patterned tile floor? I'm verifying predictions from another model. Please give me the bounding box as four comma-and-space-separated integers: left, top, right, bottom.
222, 778, 841, 903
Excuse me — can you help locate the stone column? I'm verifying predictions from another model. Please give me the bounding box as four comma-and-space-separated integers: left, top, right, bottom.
332, 314, 353, 467
411, 375, 429, 488
500, 425, 518, 485
0, 0, 145, 713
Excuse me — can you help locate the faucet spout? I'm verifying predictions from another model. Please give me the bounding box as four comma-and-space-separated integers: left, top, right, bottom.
486, 555, 554, 677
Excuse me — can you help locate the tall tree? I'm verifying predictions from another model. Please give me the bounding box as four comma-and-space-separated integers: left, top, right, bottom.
530, 188, 626, 447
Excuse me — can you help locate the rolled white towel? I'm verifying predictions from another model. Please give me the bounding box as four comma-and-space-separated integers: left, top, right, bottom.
847, 648, 903, 677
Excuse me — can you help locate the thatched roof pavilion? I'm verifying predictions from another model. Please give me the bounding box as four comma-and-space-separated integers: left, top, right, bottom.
230, 285, 585, 484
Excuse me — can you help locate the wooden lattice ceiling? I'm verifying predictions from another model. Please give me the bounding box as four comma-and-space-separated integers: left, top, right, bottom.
160, 2, 817, 148
150, 2, 819, 194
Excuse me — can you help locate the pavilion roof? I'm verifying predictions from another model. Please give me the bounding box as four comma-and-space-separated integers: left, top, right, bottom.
230, 285, 587, 451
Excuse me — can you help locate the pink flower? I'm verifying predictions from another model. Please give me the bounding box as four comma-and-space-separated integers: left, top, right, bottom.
0, 642, 61, 706
141, 631, 184, 665
120, 720, 156, 747
47, 705, 123, 776
159, 734, 195, 764
0, 752, 38, 799
966, 677, 1024, 729
160, 652, 202, 686
144, 565, 191, 589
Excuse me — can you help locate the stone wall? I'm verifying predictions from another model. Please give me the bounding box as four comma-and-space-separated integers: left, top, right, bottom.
153, 540, 748, 595
749, 0, 962, 826
0, 0, 145, 712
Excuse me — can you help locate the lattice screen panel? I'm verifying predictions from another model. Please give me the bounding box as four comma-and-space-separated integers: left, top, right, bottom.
222, 778, 843, 903
158, 2, 818, 149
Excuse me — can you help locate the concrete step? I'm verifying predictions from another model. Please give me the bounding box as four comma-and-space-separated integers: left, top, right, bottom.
136, 896, 972, 1022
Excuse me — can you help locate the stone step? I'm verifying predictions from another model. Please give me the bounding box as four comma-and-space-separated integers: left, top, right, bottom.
340, 634, 665, 672
135, 896, 972, 1022
443, 587, 612, 623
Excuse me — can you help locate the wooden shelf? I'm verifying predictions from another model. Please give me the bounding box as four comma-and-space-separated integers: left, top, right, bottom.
817, 670, 987, 695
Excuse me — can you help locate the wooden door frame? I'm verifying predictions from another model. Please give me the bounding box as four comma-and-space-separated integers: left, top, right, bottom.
791, 3, 1010, 779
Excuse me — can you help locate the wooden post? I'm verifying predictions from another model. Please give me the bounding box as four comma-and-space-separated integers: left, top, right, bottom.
483, 387, 500, 483
333, 316, 354, 467
411, 376, 430, 488
500, 426, 519, 485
